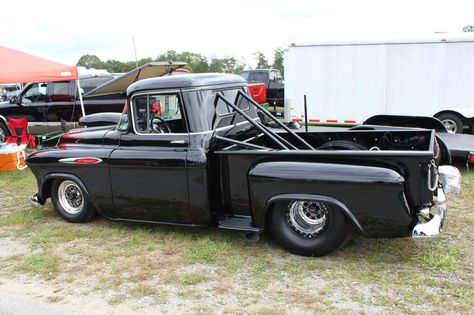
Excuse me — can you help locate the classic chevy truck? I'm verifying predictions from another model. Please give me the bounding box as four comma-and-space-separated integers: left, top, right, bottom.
27, 74, 460, 256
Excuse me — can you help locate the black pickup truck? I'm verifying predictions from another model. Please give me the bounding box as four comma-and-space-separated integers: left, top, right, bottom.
238, 69, 284, 106
0, 62, 185, 138
26, 74, 459, 256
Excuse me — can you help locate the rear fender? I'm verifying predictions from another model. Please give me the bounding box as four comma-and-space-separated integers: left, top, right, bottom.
248, 161, 413, 237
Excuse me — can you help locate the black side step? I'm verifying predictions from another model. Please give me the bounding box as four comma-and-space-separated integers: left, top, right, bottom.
218, 215, 262, 233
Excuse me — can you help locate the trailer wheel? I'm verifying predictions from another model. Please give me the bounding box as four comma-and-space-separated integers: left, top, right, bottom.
437, 113, 463, 134
51, 178, 96, 223
270, 200, 353, 256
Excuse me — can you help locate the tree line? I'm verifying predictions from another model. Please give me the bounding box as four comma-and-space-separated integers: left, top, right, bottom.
77, 48, 284, 76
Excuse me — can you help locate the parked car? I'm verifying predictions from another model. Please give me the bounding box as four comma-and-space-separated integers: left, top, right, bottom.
0, 62, 185, 138
238, 69, 284, 106
27, 73, 459, 257
2, 84, 22, 101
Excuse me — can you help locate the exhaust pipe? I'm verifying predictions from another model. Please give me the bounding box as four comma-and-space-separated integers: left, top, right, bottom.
243, 231, 260, 243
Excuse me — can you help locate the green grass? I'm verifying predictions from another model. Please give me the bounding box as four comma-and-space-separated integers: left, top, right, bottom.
185, 238, 230, 264
15, 251, 60, 274
1, 208, 45, 226
0, 168, 473, 313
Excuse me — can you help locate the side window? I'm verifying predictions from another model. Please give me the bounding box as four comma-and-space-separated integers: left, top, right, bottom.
269, 71, 276, 82
48, 82, 73, 102
22, 83, 48, 103
215, 88, 250, 116
132, 93, 186, 134
275, 71, 283, 82
117, 102, 129, 131
248, 71, 266, 83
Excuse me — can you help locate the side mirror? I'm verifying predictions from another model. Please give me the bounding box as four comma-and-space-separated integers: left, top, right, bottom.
9, 96, 20, 105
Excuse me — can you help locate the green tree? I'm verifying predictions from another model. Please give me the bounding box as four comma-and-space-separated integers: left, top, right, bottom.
272, 48, 284, 77
209, 57, 245, 73
156, 51, 209, 73
463, 25, 474, 32
254, 52, 269, 69
77, 54, 102, 69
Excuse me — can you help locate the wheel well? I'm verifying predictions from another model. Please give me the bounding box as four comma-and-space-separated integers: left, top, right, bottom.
263, 196, 363, 233
41, 174, 90, 201
434, 110, 467, 121
42, 178, 56, 200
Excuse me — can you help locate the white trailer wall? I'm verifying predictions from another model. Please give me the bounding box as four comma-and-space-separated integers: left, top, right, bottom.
285, 35, 474, 124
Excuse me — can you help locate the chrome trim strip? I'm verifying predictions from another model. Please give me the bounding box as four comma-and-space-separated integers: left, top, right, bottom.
58, 157, 103, 164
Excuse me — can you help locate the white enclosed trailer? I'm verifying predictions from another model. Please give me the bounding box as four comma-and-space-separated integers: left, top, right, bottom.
284, 34, 474, 133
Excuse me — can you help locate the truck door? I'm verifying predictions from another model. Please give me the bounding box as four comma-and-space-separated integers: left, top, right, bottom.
45, 81, 76, 132
109, 92, 191, 224
15, 83, 48, 134
267, 70, 284, 106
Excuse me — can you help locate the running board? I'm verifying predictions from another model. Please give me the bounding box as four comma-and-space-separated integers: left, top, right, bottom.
218, 216, 262, 233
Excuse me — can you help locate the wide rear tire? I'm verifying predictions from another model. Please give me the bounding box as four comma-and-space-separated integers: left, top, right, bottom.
270, 200, 353, 256
51, 178, 96, 223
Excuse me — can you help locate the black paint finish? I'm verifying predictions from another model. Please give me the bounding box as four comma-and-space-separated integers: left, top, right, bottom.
26, 74, 438, 238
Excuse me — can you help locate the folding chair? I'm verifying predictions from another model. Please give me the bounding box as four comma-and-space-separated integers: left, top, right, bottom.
4, 117, 36, 149
36, 119, 67, 149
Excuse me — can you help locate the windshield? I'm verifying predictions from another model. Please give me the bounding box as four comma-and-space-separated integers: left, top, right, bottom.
117, 102, 129, 130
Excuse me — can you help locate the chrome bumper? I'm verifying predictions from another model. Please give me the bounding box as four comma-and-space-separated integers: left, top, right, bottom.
412, 166, 461, 238
30, 193, 42, 208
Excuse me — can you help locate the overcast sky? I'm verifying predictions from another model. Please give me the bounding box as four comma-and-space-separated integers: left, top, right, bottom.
1, 0, 473, 68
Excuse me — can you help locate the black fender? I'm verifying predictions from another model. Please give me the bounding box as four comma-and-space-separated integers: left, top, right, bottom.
39, 173, 91, 205
248, 161, 416, 237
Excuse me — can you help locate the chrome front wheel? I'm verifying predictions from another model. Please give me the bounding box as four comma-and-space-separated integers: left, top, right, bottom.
51, 178, 96, 223
58, 180, 84, 214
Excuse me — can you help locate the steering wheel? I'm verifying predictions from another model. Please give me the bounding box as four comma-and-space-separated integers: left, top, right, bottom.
151, 116, 172, 133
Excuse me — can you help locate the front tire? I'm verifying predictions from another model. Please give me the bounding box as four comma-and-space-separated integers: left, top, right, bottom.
270, 200, 353, 256
0, 122, 10, 142
51, 178, 96, 223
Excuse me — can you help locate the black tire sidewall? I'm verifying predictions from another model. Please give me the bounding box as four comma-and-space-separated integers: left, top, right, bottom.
0, 122, 10, 140
270, 201, 352, 256
51, 178, 95, 223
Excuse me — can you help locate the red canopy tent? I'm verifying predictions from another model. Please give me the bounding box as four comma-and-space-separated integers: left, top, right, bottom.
0, 45, 85, 116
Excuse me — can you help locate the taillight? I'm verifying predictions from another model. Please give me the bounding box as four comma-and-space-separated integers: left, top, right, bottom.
469, 152, 474, 163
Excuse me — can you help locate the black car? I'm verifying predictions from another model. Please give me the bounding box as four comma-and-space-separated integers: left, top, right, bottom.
27, 73, 458, 257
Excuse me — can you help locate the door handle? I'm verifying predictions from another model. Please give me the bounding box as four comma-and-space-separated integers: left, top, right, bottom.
170, 140, 187, 145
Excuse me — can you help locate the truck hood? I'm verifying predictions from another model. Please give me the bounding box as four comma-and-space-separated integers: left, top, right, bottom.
84, 62, 186, 98
59, 126, 114, 147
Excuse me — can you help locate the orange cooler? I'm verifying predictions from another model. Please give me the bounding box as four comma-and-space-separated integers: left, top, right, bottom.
0, 144, 27, 171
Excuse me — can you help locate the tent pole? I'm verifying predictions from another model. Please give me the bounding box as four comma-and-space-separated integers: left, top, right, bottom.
76, 79, 86, 117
